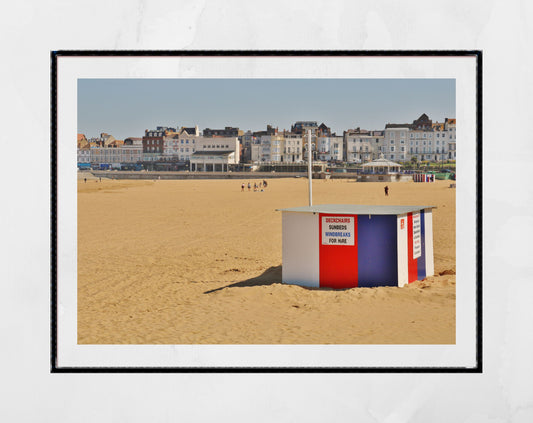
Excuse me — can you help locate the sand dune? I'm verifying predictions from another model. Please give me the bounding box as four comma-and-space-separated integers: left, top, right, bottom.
78, 177, 455, 344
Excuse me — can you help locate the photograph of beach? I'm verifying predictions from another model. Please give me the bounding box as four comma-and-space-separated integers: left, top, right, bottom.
76, 78, 457, 345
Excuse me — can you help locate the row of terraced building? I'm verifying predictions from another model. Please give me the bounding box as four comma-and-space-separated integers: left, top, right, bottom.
77, 114, 456, 170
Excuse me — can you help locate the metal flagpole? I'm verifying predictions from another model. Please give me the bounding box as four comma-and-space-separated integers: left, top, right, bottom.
307, 129, 312, 206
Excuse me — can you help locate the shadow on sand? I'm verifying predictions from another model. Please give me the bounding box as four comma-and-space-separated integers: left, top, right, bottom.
204, 266, 282, 294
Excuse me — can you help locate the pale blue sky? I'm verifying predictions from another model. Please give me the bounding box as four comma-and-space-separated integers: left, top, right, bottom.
78, 79, 455, 140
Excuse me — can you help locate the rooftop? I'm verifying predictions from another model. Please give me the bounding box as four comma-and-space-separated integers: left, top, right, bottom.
362, 155, 402, 167
278, 204, 436, 215
385, 123, 411, 129
191, 150, 234, 156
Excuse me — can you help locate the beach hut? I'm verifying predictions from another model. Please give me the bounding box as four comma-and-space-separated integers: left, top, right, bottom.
279, 204, 436, 289
413, 173, 435, 182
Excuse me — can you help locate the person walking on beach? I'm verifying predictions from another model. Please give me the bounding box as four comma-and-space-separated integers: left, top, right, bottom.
247, 182, 251, 191
263, 180, 267, 188
84, 178, 87, 184
254, 182, 258, 192
384, 185, 389, 196
241, 183, 245, 192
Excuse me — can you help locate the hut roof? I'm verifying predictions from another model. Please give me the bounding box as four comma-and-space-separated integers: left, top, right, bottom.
278, 204, 436, 215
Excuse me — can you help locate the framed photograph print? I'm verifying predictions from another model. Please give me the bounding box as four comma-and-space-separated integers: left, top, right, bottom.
51, 50, 481, 372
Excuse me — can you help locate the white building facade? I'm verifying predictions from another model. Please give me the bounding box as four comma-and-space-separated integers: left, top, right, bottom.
282, 133, 303, 163
444, 118, 456, 160
90, 146, 142, 165
77, 148, 90, 164
344, 131, 383, 163
317, 136, 343, 162
189, 137, 240, 171
382, 126, 409, 162
163, 132, 198, 162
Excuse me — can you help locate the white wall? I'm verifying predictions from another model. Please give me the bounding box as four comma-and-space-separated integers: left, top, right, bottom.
282, 212, 320, 288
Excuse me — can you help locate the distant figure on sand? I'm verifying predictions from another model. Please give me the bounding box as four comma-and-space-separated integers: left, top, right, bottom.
247, 182, 251, 191
384, 185, 389, 196
254, 182, 258, 192
84, 178, 87, 183
263, 180, 267, 188
241, 183, 245, 192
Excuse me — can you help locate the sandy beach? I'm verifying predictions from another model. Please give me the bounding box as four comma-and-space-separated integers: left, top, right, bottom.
77, 175, 455, 344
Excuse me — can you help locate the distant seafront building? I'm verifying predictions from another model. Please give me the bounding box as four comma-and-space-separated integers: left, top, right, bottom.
282, 132, 303, 163
163, 126, 200, 162
343, 129, 383, 163
444, 118, 456, 160
189, 136, 240, 171
383, 123, 410, 162
121, 137, 143, 163
77, 134, 90, 163
317, 135, 343, 162
240, 130, 255, 163
143, 127, 175, 162
291, 121, 319, 160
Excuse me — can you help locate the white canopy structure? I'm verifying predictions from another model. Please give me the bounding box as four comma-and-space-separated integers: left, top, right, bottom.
362, 153, 402, 174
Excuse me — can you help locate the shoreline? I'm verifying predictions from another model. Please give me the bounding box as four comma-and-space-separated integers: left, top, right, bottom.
79, 170, 422, 182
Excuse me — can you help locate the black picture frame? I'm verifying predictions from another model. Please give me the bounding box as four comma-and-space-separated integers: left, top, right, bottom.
51, 50, 482, 373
